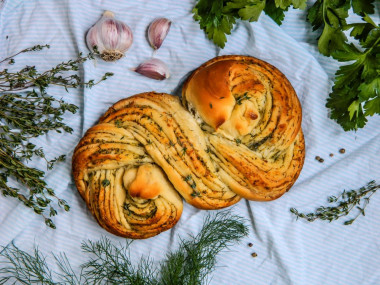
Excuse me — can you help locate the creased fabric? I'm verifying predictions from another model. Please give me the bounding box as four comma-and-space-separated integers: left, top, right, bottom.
0, 1, 379, 284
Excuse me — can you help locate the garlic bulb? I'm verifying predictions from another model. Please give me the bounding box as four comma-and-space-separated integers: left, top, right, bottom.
148, 18, 171, 50
86, 11, 133, 62
133, 58, 170, 80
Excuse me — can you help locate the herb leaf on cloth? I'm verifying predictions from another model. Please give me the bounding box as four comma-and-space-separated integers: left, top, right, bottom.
193, 0, 306, 48
326, 15, 380, 131
264, 0, 306, 25
351, 0, 375, 16
192, 0, 237, 48
307, 0, 350, 56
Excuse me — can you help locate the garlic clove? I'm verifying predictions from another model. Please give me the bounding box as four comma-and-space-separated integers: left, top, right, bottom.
133, 58, 170, 80
147, 18, 171, 50
86, 10, 133, 62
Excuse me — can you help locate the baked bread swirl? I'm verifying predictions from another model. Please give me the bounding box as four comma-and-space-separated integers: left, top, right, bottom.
72, 55, 305, 238
72, 123, 183, 239
182, 55, 304, 201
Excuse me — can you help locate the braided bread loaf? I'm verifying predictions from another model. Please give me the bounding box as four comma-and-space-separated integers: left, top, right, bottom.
72, 55, 305, 239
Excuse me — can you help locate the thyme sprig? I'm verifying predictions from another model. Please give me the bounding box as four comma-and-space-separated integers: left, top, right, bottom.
0, 45, 112, 92
290, 180, 379, 225
0, 45, 113, 229
0, 45, 49, 65
0, 210, 248, 284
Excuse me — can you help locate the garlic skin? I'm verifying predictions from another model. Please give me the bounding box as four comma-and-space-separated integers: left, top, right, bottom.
133, 58, 170, 80
148, 18, 171, 50
86, 11, 133, 62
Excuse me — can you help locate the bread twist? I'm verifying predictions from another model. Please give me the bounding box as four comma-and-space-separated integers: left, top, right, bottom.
72, 55, 305, 239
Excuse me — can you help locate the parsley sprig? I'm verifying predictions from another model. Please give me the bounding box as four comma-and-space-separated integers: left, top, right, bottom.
327, 14, 379, 130
192, 0, 307, 48
307, 0, 379, 131
307, 0, 375, 56
0, 45, 112, 228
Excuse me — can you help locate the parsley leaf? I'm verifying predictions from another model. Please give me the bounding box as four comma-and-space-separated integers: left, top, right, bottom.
351, 0, 375, 16
224, 0, 266, 22
364, 97, 380, 116
264, 0, 287, 25
193, 0, 236, 48
264, 0, 306, 25
359, 78, 380, 102
276, 0, 306, 10
307, 0, 350, 56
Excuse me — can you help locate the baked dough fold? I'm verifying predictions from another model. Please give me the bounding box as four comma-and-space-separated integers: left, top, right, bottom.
182, 55, 305, 200
72, 55, 305, 238
72, 123, 183, 239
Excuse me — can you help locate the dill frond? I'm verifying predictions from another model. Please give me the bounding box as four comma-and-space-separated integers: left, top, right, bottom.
0, 242, 54, 284
53, 253, 82, 285
80, 238, 158, 285
159, 210, 249, 285
0, 210, 248, 285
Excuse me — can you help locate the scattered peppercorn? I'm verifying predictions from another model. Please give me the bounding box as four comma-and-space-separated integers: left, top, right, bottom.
251, 252, 257, 258
319, 158, 324, 163
339, 148, 346, 154
329, 153, 334, 157
248, 243, 253, 247
315, 156, 321, 160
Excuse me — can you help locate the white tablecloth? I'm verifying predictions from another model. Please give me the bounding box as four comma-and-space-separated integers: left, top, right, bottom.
1, 0, 379, 284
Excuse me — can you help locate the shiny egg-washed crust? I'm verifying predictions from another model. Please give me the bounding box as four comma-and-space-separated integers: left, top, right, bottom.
182, 55, 305, 200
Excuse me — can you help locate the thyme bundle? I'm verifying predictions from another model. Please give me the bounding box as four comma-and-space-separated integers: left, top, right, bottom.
290, 180, 379, 225
0, 45, 113, 229
0, 210, 249, 284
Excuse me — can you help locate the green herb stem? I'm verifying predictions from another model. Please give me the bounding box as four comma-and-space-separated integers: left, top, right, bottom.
0, 210, 248, 284
290, 180, 379, 225
0, 45, 112, 228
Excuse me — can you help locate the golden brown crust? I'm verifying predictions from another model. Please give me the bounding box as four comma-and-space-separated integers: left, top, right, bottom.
128, 164, 162, 199
72, 120, 183, 239
73, 55, 305, 239
98, 92, 241, 210
182, 60, 236, 129
182, 55, 305, 201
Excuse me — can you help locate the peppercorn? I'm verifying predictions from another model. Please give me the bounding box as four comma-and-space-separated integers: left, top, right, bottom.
319, 158, 324, 163
251, 252, 257, 257
315, 156, 321, 160
329, 153, 334, 157
248, 243, 253, 247
339, 148, 346, 154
